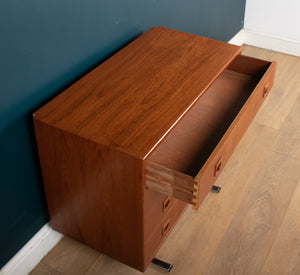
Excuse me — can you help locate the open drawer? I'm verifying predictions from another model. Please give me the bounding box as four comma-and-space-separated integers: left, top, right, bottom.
145, 54, 276, 210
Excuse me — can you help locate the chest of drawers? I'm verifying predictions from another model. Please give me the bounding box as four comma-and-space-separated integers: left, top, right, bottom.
33, 27, 276, 271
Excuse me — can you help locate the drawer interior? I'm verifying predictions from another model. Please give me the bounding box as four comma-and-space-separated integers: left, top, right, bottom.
147, 55, 271, 177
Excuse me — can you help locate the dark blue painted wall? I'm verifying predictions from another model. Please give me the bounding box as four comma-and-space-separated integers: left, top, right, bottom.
0, 0, 245, 268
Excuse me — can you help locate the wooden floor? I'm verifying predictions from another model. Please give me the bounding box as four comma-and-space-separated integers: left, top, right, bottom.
31, 46, 300, 275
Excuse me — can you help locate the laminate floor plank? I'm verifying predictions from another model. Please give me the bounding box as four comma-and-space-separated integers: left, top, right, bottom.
242, 46, 300, 130
86, 254, 155, 275
203, 151, 300, 275
271, 94, 300, 159
260, 178, 300, 275
30, 262, 62, 275
41, 237, 99, 275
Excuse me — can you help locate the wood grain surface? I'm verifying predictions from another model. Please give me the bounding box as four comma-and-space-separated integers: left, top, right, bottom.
33, 26, 241, 159
272, 94, 300, 159
42, 237, 99, 275
33, 120, 145, 270
203, 151, 300, 275
261, 177, 300, 274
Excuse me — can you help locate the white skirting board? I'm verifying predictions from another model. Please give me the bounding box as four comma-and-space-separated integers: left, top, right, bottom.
228, 29, 244, 46
229, 29, 300, 57
0, 224, 63, 275
1, 27, 299, 275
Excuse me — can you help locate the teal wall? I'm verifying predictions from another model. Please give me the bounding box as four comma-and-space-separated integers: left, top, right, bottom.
0, 0, 245, 268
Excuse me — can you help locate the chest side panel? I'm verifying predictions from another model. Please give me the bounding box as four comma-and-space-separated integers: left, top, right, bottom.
33, 119, 145, 271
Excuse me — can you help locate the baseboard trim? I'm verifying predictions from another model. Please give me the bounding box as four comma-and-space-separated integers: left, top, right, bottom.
228, 29, 245, 46
0, 224, 63, 275
230, 29, 300, 57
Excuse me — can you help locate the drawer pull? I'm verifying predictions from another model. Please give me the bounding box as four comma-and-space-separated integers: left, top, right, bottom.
214, 157, 223, 176
162, 197, 171, 212
162, 219, 171, 236
263, 85, 269, 98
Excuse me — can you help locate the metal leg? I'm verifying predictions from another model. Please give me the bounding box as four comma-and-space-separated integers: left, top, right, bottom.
151, 258, 173, 272
211, 185, 221, 193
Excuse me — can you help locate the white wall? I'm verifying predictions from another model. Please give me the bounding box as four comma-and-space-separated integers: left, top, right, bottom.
245, 0, 300, 42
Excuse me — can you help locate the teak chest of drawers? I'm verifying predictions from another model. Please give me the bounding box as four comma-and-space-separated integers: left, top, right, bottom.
33, 27, 276, 272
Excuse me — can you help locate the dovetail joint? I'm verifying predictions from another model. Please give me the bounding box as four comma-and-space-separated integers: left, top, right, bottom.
192, 180, 199, 206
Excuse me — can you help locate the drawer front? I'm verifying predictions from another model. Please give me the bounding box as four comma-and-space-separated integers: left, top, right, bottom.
145, 58, 276, 210
193, 59, 276, 208
144, 199, 187, 267
144, 188, 177, 240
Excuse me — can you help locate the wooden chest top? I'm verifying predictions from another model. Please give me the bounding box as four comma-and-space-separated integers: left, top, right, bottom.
34, 26, 241, 159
